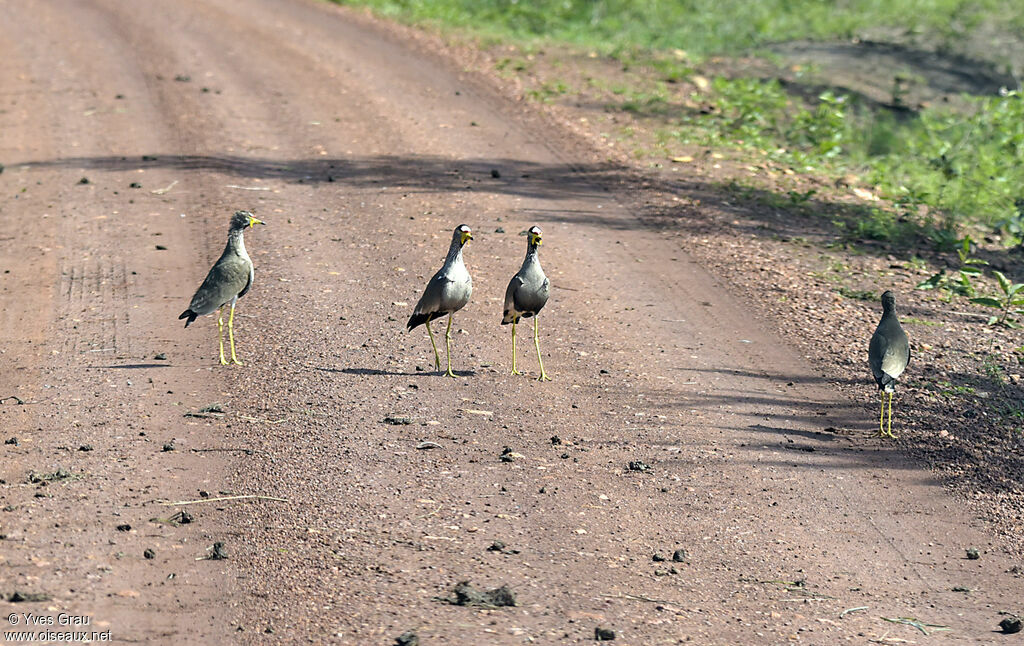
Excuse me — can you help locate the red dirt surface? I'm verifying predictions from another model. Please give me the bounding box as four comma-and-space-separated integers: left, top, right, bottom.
1, 1, 1021, 644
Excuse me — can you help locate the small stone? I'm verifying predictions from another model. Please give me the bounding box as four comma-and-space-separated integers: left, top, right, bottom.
550, 435, 562, 445
4, 437, 17, 446
626, 461, 651, 472
209, 541, 228, 560
999, 616, 1022, 634
490, 169, 501, 178
395, 631, 419, 646
966, 547, 980, 560
162, 443, 175, 452
144, 548, 156, 560
487, 541, 506, 552
652, 553, 666, 562
595, 626, 616, 641
672, 548, 688, 562
154, 353, 167, 360
129, 182, 142, 188
383, 416, 412, 425
116, 524, 132, 532
78, 444, 93, 452
78, 177, 90, 185
155, 245, 168, 250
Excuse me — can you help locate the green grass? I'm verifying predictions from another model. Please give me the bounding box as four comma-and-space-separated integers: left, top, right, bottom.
334, 0, 1023, 61
334, 0, 1024, 248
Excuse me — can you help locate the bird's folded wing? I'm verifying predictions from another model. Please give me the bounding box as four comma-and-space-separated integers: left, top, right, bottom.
188, 257, 251, 314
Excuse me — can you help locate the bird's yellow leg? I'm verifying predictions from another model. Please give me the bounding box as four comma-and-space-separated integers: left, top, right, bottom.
228, 301, 242, 365
877, 390, 885, 437
425, 319, 440, 370
444, 315, 457, 378
886, 391, 897, 439
534, 315, 551, 382
217, 306, 228, 365
510, 321, 522, 375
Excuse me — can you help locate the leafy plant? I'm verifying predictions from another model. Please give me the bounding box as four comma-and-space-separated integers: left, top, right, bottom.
970, 270, 1024, 327
916, 235, 987, 297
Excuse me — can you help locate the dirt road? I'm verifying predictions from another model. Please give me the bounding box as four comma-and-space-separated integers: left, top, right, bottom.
1, 1, 1021, 644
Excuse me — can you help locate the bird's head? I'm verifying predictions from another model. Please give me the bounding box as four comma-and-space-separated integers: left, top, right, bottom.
520, 225, 542, 247
880, 290, 896, 311
454, 224, 473, 246
231, 210, 264, 231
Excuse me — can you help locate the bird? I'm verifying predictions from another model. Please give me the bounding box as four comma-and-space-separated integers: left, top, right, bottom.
179, 210, 264, 365
502, 226, 551, 381
868, 290, 910, 438
407, 224, 473, 377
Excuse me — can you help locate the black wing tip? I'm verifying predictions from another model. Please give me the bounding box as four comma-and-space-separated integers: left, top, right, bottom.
179, 310, 198, 328
407, 312, 430, 331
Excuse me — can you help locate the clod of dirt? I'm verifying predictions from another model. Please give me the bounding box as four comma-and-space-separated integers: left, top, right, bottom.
4, 437, 17, 446
446, 581, 517, 608
116, 524, 131, 532
595, 626, 616, 640
672, 549, 688, 563
395, 631, 419, 646
9, 591, 50, 603
966, 547, 981, 560
78, 444, 93, 452
208, 541, 228, 560
28, 467, 73, 484
162, 442, 175, 452
153, 353, 167, 360
999, 616, 1022, 634
383, 416, 412, 425
78, 177, 90, 184
626, 461, 651, 472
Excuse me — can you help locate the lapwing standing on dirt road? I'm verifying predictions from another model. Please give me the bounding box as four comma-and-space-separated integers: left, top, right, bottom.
179, 210, 264, 365
502, 226, 551, 381
407, 224, 473, 377
868, 290, 910, 438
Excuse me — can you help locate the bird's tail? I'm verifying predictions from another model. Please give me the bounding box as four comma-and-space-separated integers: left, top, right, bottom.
407, 312, 431, 331
179, 310, 198, 328
877, 374, 897, 392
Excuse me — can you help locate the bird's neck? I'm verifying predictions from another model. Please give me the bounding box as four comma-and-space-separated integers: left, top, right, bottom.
522, 247, 539, 267
227, 229, 247, 256
445, 240, 464, 265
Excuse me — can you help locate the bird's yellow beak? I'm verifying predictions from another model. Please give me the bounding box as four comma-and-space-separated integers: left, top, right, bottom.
248, 216, 264, 228
461, 231, 473, 244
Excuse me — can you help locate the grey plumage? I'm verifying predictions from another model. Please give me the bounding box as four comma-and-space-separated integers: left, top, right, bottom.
502, 226, 549, 324
869, 290, 910, 438
503, 226, 551, 381
869, 290, 910, 392
407, 224, 473, 376
179, 210, 264, 365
